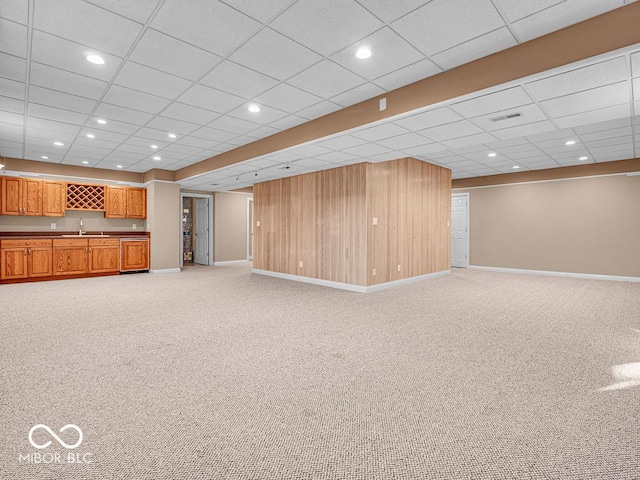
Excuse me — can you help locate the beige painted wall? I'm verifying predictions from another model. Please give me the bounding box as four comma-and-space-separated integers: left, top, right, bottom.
146, 181, 181, 271
214, 192, 251, 262
455, 174, 640, 277
0, 209, 144, 232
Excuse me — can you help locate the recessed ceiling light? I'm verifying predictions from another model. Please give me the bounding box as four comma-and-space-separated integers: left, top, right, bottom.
512, 165, 521, 169
248, 104, 261, 113
41, 156, 48, 159
153, 156, 161, 161
97, 119, 107, 125
86, 54, 105, 65
86, 133, 95, 139
579, 156, 588, 161
82, 161, 89, 165
487, 152, 497, 157
151, 144, 158, 149
116, 165, 123, 169
53, 141, 64, 146
356, 47, 372, 59
564, 140, 576, 146
168, 133, 177, 139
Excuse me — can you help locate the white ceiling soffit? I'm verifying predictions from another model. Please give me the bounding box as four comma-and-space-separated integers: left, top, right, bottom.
0, 0, 638, 188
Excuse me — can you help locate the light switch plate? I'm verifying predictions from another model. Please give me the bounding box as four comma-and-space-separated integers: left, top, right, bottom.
132, 224, 137, 230
50, 223, 56, 230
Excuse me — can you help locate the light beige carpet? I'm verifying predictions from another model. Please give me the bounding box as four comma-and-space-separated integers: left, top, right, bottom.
0, 264, 638, 479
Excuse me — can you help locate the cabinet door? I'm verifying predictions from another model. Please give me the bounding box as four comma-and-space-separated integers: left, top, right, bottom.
1, 247, 28, 280
1, 177, 22, 216
105, 186, 127, 218
89, 245, 120, 273
28, 246, 53, 277
23, 178, 43, 216
53, 247, 89, 275
42, 181, 66, 217
121, 240, 149, 271
127, 188, 146, 218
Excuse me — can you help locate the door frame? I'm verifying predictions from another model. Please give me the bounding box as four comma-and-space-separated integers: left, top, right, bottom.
246, 196, 253, 261
179, 193, 214, 268
451, 192, 470, 268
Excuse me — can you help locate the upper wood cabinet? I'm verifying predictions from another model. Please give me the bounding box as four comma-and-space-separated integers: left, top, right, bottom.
42, 181, 66, 217
1, 177, 43, 216
105, 186, 146, 219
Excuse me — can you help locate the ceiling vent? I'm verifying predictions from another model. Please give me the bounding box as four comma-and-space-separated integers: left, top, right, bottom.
490, 112, 522, 122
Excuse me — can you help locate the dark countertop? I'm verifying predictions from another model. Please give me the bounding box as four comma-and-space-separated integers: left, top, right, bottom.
0, 232, 150, 240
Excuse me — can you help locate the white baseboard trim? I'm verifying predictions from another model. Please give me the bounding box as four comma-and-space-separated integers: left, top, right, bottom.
149, 268, 181, 274
214, 260, 250, 266
251, 269, 451, 293
469, 265, 640, 283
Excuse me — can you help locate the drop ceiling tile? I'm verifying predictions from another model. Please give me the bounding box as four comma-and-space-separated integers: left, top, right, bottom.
580, 126, 632, 142
230, 28, 323, 81
25, 120, 80, 137
34, 0, 142, 56
451, 87, 532, 118
222, 0, 294, 22
314, 151, 360, 163
472, 104, 549, 132
255, 84, 322, 113
632, 51, 640, 78
356, 0, 430, 22
491, 0, 564, 23
418, 120, 484, 142
191, 126, 237, 143
249, 125, 281, 139
525, 127, 575, 143
90, 118, 140, 135
83, 129, 129, 144
225, 104, 288, 125
179, 84, 246, 113
30, 63, 107, 101
161, 102, 221, 125
494, 143, 539, 155
208, 116, 260, 135
201, 61, 279, 100
373, 58, 441, 91
526, 57, 627, 102
114, 62, 191, 100
394, 107, 463, 131
0, 110, 23, 125
288, 60, 366, 99
491, 121, 558, 140
0, 121, 24, 139
115, 144, 155, 156
84, 0, 159, 23
175, 136, 218, 150
484, 137, 531, 149
75, 137, 121, 150
441, 133, 498, 149
163, 143, 203, 155
0, 95, 23, 114
30, 31, 123, 82
226, 135, 258, 147
352, 123, 409, 142
269, 115, 306, 130
270, 0, 383, 56
290, 144, 333, 157
29, 86, 96, 114
147, 116, 199, 135
0, 0, 29, 24
330, 83, 385, 108
511, 0, 623, 42
553, 103, 631, 129
595, 153, 635, 162
103, 85, 170, 114
94, 103, 154, 125
27, 104, 87, 125
0, 52, 26, 82
331, 27, 425, 82
431, 27, 517, 70
152, 0, 260, 56
292, 158, 334, 169
129, 28, 221, 82
294, 101, 342, 121
264, 151, 300, 164
317, 135, 368, 150
584, 136, 634, 149
375, 132, 433, 150
245, 158, 280, 169
573, 117, 631, 135
0, 18, 27, 58
391, 0, 504, 57
343, 143, 392, 158
634, 77, 640, 99
401, 143, 450, 156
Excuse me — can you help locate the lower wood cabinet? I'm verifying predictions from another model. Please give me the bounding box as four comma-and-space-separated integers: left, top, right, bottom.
89, 239, 120, 273
0, 239, 52, 280
121, 239, 150, 271
53, 239, 89, 276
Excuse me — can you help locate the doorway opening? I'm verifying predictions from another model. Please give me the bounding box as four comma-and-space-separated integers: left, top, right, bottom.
451, 193, 469, 268
180, 193, 213, 267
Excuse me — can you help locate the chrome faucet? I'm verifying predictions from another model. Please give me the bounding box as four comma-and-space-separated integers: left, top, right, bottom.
79, 218, 84, 235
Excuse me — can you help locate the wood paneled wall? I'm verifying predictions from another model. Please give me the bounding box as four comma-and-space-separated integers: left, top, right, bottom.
253, 158, 451, 287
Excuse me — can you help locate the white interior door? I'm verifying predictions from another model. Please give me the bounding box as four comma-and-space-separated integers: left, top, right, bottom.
194, 198, 209, 265
451, 194, 469, 268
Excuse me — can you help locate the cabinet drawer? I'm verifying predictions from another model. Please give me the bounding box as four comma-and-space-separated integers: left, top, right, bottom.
89, 238, 120, 246
1, 239, 52, 248
53, 238, 89, 247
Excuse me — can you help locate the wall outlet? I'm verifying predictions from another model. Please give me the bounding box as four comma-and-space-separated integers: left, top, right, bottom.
397, 264, 401, 272
372, 217, 378, 226
132, 224, 137, 230
372, 268, 376, 276
50, 223, 56, 230
299, 261, 303, 268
